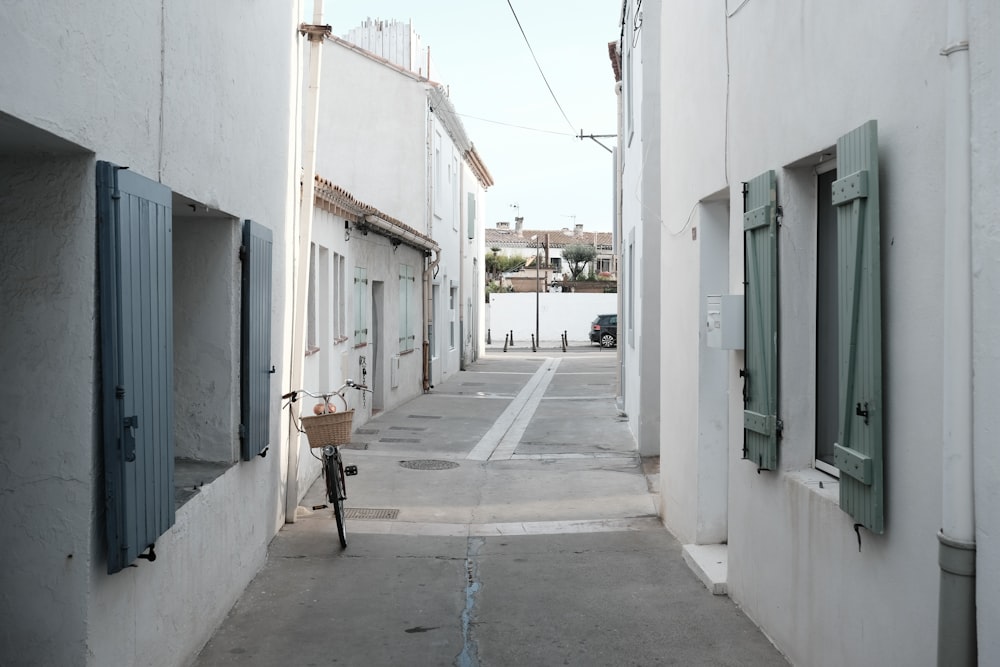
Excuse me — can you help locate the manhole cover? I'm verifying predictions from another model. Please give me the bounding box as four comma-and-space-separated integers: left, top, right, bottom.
345, 508, 399, 520
399, 459, 459, 470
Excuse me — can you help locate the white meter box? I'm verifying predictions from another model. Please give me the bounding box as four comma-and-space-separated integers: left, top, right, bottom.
706, 295, 744, 350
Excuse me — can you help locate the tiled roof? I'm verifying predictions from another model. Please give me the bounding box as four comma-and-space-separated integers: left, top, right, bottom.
485, 226, 614, 250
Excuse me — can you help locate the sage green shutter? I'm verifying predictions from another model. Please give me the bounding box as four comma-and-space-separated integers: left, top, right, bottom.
354, 267, 368, 345
743, 170, 778, 470
832, 120, 884, 533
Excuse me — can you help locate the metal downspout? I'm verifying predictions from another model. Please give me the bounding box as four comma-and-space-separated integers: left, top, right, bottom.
423, 249, 440, 391
285, 2, 327, 524
938, 0, 976, 663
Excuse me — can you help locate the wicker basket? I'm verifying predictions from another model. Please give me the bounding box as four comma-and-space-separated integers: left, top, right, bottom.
300, 409, 354, 447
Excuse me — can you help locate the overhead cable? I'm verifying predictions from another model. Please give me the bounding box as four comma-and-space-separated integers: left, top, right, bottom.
506, 0, 577, 132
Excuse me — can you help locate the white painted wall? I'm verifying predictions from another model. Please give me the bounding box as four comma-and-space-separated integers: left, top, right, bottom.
486, 293, 617, 344
970, 0, 1000, 661
317, 42, 429, 234
0, 1, 298, 665
657, 1, 952, 664
619, 0, 662, 459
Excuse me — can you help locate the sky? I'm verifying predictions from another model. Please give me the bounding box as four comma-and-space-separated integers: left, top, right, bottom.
307, 1, 621, 233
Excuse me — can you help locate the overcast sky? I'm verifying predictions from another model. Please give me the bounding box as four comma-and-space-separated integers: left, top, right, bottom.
307, 1, 621, 233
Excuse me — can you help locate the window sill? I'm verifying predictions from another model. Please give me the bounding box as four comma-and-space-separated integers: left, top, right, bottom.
399, 348, 415, 356
354, 342, 368, 350
787, 468, 840, 505
175, 459, 233, 509
334, 336, 349, 345
305, 345, 320, 357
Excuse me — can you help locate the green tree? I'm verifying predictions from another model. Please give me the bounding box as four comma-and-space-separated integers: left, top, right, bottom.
485, 250, 526, 283
562, 244, 598, 280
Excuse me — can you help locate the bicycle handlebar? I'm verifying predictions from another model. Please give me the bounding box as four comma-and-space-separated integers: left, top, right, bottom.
281, 379, 369, 402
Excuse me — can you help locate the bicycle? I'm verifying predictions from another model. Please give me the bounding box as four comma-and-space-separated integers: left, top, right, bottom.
281, 379, 368, 548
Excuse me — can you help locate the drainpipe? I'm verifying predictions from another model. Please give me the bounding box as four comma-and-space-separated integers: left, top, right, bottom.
938, 0, 976, 663
285, 2, 327, 524
423, 249, 440, 391
423, 99, 436, 391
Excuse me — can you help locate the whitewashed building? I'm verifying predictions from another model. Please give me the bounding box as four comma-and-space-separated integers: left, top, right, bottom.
625, 0, 1000, 664
614, 1, 662, 460
0, 2, 300, 665
319, 24, 492, 388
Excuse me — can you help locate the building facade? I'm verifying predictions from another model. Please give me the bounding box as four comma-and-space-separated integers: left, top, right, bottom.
0, 2, 300, 665
623, 0, 1000, 664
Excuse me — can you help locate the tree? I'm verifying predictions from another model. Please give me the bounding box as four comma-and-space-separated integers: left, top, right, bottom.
485, 250, 526, 283
562, 244, 598, 280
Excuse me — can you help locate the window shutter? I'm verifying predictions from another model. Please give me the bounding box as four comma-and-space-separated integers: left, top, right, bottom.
354, 267, 368, 345
97, 161, 175, 574
743, 170, 779, 471
832, 120, 884, 533
240, 220, 273, 461
467, 192, 476, 240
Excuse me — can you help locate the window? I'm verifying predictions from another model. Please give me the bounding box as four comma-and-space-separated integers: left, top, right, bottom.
742, 120, 884, 533
97, 162, 273, 573
334, 252, 346, 342
398, 264, 416, 352
815, 165, 839, 475
354, 266, 368, 346
307, 243, 317, 352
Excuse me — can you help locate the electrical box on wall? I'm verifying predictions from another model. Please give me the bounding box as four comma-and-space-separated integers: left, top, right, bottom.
706, 295, 744, 350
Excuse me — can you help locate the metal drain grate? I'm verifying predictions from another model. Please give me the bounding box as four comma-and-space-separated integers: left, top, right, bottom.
345, 508, 399, 520
399, 459, 460, 470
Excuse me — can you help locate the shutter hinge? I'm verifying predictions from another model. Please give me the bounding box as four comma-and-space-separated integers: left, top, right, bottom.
239, 245, 248, 261
776, 418, 784, 438
741, 181, 749, 212
115, 384, 126, 399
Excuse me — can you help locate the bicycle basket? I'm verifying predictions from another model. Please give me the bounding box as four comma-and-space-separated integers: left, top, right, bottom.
300, 409, 354, 447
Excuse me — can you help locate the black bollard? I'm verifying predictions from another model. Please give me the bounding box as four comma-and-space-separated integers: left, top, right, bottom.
531, 334, 537, 352
509, 330, 514, 346
503, 333, 509, 353
487, 328, 492, 345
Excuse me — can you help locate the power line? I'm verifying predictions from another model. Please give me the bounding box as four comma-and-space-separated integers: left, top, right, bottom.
450, 110, 576, 136
505, 0, 577, 133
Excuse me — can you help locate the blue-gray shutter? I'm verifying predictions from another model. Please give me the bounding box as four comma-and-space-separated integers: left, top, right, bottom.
97, 161, 175, 574
743, 170, 779, 470
832, 120, 884, 533
241, 220, 273, 460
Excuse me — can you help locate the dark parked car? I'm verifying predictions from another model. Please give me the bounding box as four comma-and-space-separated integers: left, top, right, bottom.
589, 314, 617, 348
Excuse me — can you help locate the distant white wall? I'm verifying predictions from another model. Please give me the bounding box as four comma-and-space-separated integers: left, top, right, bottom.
487, 293, 617, 343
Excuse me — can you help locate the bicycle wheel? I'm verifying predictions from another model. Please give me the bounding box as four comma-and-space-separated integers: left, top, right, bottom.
324, 448, 347, 548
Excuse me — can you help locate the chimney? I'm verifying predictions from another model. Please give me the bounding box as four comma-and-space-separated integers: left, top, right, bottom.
515, 216, 524, 236
496, 221, 510, 231
574, 223, 583, 236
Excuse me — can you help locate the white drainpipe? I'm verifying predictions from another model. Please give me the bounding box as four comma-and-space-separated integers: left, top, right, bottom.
285, 1, 326, 524
938, 0, 976, 663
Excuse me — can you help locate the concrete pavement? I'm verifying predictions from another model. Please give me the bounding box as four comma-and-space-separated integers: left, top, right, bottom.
193, 344, 787, 666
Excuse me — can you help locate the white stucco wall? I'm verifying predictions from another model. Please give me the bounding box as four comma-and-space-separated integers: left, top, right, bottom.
486, 293, 617, 344
656, 2, 731, 546
658, 1, 951, 664
0, 157, 96, 665
0, 1, 298, 665
970, 0, 1000, 661
317, 42, 429, 233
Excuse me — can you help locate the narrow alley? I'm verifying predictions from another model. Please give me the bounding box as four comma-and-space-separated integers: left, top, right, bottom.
194, 346, 786, 666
